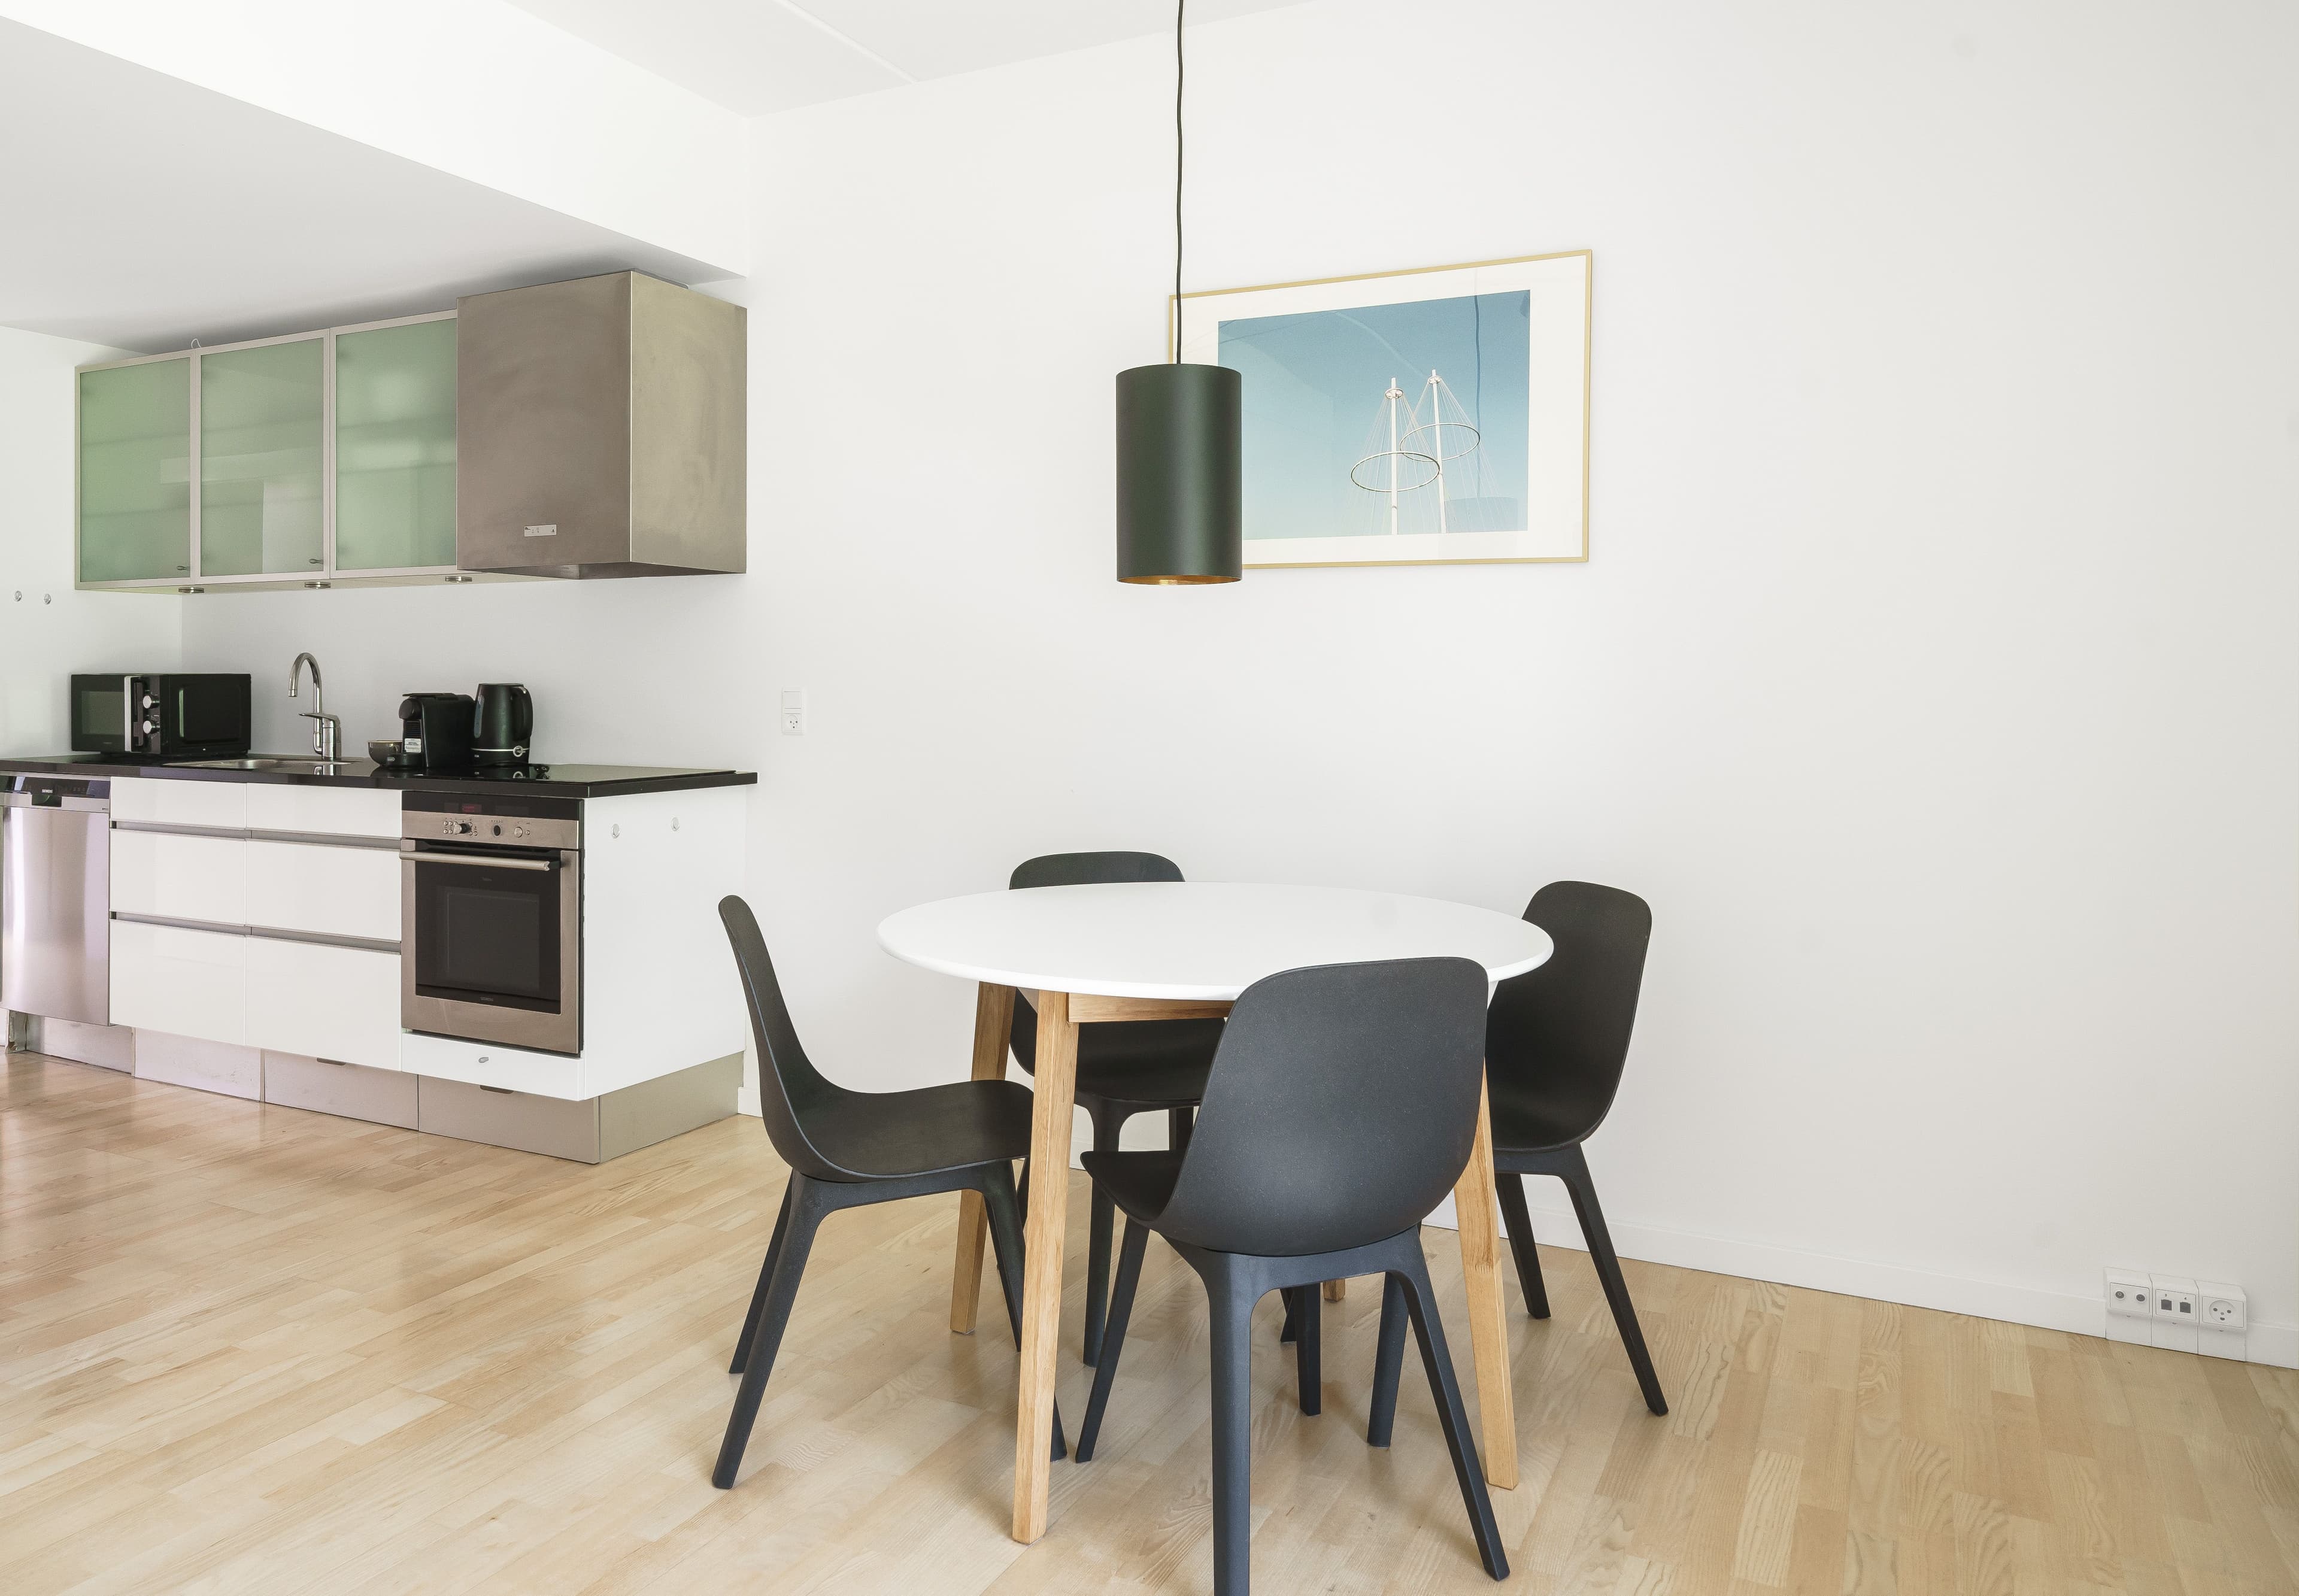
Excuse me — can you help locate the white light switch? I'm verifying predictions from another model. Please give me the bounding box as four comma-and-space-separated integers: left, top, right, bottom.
780, 689, 805, 736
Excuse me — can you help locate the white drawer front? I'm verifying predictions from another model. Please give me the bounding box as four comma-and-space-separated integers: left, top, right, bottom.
110, 777, 246, 830
111, 829, 247, 926
246, 841, 401, 942
246, 785, 401, 840
402, 1031, 586, 1099
110, 920, 246, 1043
245, 939, 402, 1070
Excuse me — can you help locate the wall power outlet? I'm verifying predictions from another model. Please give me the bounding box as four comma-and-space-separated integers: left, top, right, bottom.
2195, 1281, 2248, 1361
2105, 1269, 2245, 1360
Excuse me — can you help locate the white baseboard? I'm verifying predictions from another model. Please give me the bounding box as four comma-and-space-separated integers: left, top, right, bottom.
1423, 1194, 2298, 1371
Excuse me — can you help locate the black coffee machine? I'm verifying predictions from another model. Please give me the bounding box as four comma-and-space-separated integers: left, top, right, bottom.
397, 693, 475, 771
473, 683, 535, 767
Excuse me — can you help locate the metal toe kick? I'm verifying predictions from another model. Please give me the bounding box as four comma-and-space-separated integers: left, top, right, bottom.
414, 1052, 743, 1164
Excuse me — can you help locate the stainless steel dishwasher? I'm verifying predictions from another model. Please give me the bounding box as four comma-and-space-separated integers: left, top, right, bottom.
1, 774, 110, 1025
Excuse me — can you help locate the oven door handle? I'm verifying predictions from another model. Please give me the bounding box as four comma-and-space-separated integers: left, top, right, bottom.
402, 850, 558, 872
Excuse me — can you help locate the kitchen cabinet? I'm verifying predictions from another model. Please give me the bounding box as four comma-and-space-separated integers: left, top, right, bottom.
244, 782, 399, 839
335, 315, 457, 572
245, 938, 400, 1069
76, 314, 464, 591
111, 919, 247, 1043
199, 336, 326, 578
77, 356, 192, 584
111, 827, 247, 926
247, 839, 399, 942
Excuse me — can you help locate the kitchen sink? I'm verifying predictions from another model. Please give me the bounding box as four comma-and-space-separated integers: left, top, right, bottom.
169, 756, 378, 775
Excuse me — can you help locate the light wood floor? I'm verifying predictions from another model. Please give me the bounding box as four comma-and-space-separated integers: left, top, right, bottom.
1, 1053, 2292, 1595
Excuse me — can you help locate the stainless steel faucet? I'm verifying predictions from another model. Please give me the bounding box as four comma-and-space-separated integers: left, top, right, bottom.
288, 652, 340, 760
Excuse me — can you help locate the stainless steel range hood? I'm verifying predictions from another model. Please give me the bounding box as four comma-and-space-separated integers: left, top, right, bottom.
456, 272, 745, 578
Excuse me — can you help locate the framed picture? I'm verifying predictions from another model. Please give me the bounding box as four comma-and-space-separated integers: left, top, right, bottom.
1176, 251, 1591, 568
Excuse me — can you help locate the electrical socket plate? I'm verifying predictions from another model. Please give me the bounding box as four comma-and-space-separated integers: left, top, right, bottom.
2151, 1275, 2199, 1352
2104, 1268, 2153, 1346
2196, 1279, 2248, 1361
780, 689, 805, 736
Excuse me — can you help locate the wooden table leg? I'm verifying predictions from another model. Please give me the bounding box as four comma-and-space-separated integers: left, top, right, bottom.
1323, 1279, 1347, 1302
1452, 1069, 1518, 1489
1012, 988, 1078, 1543
950, 982, 1016, 1334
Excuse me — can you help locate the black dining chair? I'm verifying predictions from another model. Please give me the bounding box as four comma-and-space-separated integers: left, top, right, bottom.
1481, 879, 1667, 1416
1006, 851, 1224, 1365
1074, 958, 1509, 1595
712, 895, 1063, 1489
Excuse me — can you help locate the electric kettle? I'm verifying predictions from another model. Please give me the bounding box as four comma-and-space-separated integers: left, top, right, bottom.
472, 683, 535, 767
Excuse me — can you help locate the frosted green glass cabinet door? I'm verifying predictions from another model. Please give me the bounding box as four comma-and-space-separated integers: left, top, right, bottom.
336, 318, 457, 571
78, 358, 192, 583
201, 338, 325, 577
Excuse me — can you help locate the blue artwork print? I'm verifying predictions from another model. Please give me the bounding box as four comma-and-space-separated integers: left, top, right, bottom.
1218, 291, 1531, 541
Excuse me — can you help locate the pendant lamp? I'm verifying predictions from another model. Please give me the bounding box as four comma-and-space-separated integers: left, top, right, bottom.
1115, 0, 1242, 584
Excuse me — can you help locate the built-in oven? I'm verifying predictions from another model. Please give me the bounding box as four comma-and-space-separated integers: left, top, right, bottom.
401, 793, 582, 1055
69, 673, 251, 759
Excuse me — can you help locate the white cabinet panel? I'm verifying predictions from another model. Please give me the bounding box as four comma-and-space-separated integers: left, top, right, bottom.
111, 829, 247, 925
110, 776, 245, 829
246, 841, 400, 942
246, 784, 401, 840
110, 920, 246, 1043
402, 1031, 586, 1099
245, 939, 401, 1070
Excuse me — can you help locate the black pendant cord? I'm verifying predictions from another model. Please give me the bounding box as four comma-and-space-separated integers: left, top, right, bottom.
1174, 0, 1184, 363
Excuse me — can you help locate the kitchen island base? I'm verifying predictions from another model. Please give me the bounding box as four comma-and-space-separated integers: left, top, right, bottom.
418, 1052, 742, 1163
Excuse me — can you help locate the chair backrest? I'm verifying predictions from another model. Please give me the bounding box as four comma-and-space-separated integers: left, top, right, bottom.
1484, 881, 1652, 1145
1151, 957, 1489, 1257
718, 894, 856, 1180
1008, 851, 1184, 891
1009, 851, 1184, 1068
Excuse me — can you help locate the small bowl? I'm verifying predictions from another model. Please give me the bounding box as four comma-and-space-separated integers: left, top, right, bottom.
368, 739, 416, 768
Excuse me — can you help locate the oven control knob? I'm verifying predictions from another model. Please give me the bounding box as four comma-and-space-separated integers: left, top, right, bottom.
139, 720, 156, 735
445, 820, 473, 835
140, 694, 156, 710
490, 823, 503, 837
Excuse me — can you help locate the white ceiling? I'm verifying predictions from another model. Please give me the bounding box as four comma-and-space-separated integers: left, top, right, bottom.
503, 0, 1307, 116
0, 20, 724, 353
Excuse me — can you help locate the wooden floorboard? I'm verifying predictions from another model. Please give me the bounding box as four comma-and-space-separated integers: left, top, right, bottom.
2, 1052, 2292, 1595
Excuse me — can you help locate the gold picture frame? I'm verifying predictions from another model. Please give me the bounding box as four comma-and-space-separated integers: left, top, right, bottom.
1173, 250, 1593, 568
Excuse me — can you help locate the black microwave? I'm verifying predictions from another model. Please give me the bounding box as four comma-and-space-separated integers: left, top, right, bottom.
70, 674, 251, 759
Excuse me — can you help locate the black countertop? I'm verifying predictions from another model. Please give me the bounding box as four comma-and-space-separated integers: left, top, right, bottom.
0, 755, 756, 800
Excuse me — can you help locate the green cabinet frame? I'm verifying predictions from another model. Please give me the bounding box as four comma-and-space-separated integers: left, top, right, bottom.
77, 310, 477, 592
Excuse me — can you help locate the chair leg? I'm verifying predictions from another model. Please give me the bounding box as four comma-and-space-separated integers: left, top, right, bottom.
1395, 1251, 1509, 1580
1077, 1214, 1150, 1462
1294, 1285, 1321, 1416
713, 1175, 823, 1489
1496, 1172, 1550, 1320
1206, 1263, 1257, 1596
1366, 1273, 1408, 1448
1558, 1145, 1667, 1416
1279, 1287, 1297, 1344
982, 1164, 1067, 1461
1083, 1104, 1125, 1367
730, 1179, 796, 1373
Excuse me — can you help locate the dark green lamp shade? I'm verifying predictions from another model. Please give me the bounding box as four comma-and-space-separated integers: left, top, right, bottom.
1115, 362, 1242, 584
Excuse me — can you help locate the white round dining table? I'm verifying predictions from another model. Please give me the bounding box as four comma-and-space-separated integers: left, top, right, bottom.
876, 881, 1552, 1544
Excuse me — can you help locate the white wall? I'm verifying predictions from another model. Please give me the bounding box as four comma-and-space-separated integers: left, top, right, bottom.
0, 327, 181, 751
180, 0, 2299, 1360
